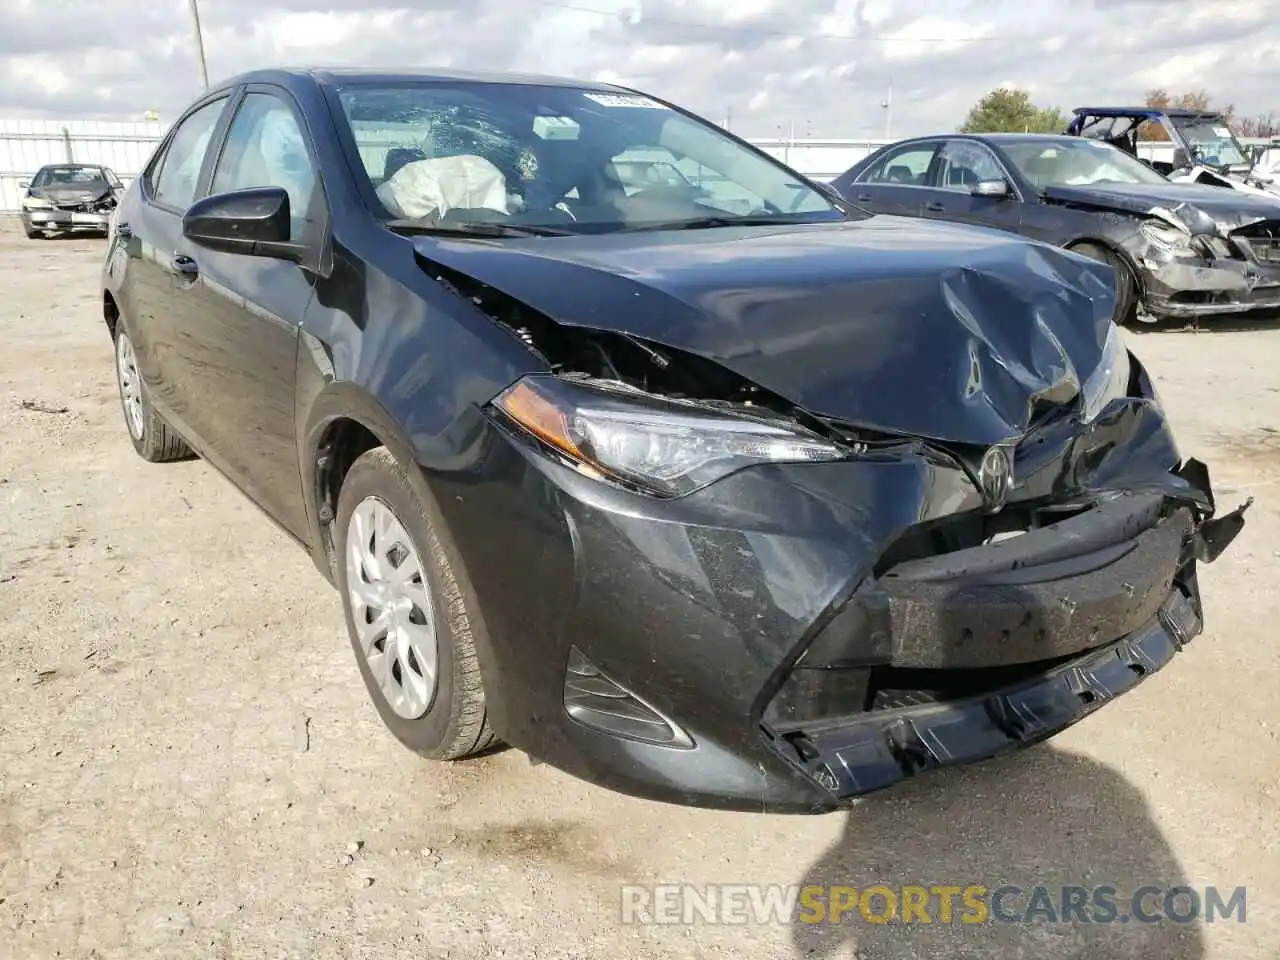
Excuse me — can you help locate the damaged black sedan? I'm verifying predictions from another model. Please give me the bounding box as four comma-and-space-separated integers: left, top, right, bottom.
101, 69, 1247, 813
832, 133, 1280, 323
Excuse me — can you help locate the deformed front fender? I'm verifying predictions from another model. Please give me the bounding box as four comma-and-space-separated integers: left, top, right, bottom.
295, 369, 512, 734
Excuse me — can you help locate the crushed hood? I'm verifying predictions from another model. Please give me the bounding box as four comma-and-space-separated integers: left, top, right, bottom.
1042, 181, 1280, 231
29, 182, 111, 203
414, 216, 1118, 447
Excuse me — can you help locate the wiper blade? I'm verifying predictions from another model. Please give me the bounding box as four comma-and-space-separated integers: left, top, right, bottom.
386, 218, 572, 238
623, 214, 835, 232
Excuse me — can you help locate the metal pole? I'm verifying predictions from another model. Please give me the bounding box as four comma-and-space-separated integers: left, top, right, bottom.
883, 80, 893, 140
188, 0, 209, 91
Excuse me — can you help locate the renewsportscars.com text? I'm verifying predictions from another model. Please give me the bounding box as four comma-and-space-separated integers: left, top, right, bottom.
620, 883, 1247, 926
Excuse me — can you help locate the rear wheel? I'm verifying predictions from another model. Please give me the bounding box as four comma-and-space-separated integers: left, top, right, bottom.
113, 326, 192, 462
335, 447, 496, 760
1070, 241, 1138, 326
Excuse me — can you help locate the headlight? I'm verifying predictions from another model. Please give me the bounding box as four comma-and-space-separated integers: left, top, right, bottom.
1080, 322, 1131, 424
22, 195, 51, 209
493, 375, 845, 497
1139, 219, 1192, 255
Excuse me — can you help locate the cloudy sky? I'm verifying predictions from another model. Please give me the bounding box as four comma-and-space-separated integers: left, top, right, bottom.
2, 0, 1278, 137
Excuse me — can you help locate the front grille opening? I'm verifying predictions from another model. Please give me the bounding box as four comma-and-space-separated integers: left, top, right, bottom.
1169, 290, 1233, 306
873, 502, 1093, 576
1230, 220, 1280, 241
864, 658, 1080, 711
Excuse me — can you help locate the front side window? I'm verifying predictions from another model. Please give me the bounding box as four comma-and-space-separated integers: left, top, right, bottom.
333, 81, 847, 232
153, 98, 227, 209
1001, 139, 1170, 188
936, 141, 1007, 191
856, 143, 939, 186
211, 92, 319, 238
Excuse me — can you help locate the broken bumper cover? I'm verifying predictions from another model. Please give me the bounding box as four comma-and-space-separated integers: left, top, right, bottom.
20, 208, 110, 232
1140, 248, 1280, 319
430, 405, 1248, 813
784, 587, 1199, 799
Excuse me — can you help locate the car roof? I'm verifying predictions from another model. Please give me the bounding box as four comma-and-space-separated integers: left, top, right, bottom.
214, 66, 628, 93
887, 133, 1084, 147
37, 162, 104, 169
973, 133, 1086, 145
1072, 106, 1223, 119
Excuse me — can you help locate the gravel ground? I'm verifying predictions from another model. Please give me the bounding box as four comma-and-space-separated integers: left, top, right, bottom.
1, 218, 1277, 960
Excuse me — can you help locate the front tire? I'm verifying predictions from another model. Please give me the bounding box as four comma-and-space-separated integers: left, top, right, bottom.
1070, 241, 1137, 326
113, 326, 192, 462
335, 447, 495, 760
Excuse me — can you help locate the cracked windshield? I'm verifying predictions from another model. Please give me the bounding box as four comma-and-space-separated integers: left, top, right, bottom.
335, 82, 846, 233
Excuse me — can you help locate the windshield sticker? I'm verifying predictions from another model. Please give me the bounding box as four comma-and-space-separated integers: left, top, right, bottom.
532, 116, 580, 140
1213, 126, 1232, 138
584, 92, 666, 109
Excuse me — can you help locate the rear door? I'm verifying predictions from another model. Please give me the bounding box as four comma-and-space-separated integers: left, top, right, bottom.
835, 140, 943, 217
117, 93, 233, 436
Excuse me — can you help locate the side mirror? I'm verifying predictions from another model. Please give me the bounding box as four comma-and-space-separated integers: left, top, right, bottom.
972, 179, 1011, 199
18, 180, 29, 189
182, 186, 305, 262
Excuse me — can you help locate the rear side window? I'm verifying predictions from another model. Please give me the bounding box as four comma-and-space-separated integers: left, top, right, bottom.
152, 98, 227, 209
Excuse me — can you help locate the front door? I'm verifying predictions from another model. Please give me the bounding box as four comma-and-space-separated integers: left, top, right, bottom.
162, 87, 328, 540
924, 140, 1024, 236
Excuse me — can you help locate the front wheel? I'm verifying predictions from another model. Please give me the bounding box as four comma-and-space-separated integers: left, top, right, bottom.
335, 447, 496, 760
1070, 242, 1138, 326
113, 326, 192, 462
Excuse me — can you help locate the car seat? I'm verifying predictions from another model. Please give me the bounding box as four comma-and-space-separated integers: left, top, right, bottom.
886, 164, 916, 184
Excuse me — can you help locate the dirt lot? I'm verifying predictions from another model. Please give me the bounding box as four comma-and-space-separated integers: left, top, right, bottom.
1, 217, 1278, 960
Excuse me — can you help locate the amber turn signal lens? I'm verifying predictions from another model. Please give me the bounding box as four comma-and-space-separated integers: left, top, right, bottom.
495, 379, 584, 461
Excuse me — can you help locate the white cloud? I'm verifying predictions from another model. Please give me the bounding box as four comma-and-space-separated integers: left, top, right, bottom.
879, 17, 997, 61
0, 0, 1275, 139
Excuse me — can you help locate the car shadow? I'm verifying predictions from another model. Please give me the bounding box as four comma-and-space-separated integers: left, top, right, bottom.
790, 747, 1205, 959
790, 553, 1208, 959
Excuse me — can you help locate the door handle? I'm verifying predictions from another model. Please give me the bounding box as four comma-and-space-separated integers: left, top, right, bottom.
856, 194, 873, 202
924, 201, 946, 212
170, 253, 199, 278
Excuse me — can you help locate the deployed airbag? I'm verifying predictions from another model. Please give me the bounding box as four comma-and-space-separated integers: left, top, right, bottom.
376, 154, 511, 220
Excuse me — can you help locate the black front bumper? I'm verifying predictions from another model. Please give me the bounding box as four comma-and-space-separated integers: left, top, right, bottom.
774, 586, 1201, 799
427, 396, 1244, 813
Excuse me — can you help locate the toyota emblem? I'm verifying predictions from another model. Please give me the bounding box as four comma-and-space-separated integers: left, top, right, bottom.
979, 444, 1014, 513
